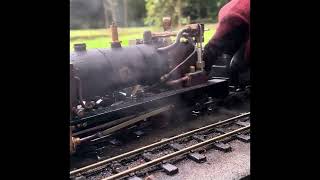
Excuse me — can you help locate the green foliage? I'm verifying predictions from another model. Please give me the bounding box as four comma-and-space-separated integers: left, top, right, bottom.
70, 24, 217, 51
144, 0, 229, 26
145, 0, 180, 26
70, 0, 229, 29
70, 26, 162, 50
127, 0, 147, 26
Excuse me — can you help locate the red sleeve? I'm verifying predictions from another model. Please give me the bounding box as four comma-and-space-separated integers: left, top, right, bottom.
218, 0, 250, 25
208, 0, 250, 59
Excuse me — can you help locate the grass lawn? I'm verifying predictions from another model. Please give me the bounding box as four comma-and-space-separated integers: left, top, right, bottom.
70, 24, 217, 51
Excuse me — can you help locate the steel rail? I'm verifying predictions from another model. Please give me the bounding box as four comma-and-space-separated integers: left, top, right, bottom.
102, 125, 250, 180
70, 112, 249, 176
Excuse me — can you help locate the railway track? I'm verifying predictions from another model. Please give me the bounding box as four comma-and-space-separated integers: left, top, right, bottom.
71, 112, 250, 180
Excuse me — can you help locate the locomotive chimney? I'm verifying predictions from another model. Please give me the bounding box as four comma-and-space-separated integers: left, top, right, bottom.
110, 22, 122, 48
74, 43, 86, 52
143, 30, 152, 44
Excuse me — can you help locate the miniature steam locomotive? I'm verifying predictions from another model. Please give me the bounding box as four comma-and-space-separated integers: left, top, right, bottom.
70, 21, 230, 154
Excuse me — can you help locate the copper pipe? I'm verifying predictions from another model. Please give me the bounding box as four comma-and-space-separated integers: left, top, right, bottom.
166, 76, 189, 86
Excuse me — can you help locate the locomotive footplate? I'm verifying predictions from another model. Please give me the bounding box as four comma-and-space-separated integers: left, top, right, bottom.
71, 79, 229, 131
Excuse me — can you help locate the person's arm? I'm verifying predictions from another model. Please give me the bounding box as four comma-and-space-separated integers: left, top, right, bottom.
203, 4, 249, 73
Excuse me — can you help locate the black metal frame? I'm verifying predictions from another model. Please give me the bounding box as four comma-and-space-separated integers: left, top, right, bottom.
71, 79, 229, 129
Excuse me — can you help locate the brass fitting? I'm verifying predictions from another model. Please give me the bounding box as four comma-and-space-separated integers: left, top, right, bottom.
70, 128, 80, 154
110, 22, 121, 48
162, 17, 172, 31
196, 60, 205, 71
110, 22, 119, 42
189, 66, 196, 73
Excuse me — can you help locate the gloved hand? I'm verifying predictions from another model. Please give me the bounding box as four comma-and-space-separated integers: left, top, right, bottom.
229, 44, 250, 88
203, 43, 218, 75
229, 44, 247, 74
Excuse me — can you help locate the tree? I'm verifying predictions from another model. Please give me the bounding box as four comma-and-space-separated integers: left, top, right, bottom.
102, 0, 111, 27
127, 0, 146, 26
70, 0, 227, 29
145, 0, 230, 27
102, 0, 145, 27
145, 0, 185, 26
70, 0, 105, 29
123, 0, 128, 27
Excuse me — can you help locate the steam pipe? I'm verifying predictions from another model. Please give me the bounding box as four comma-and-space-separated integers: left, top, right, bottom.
159, 35, 196, 82
161, 46, 196, 82
166, 76, 189, 86
156, 28, 188, 52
